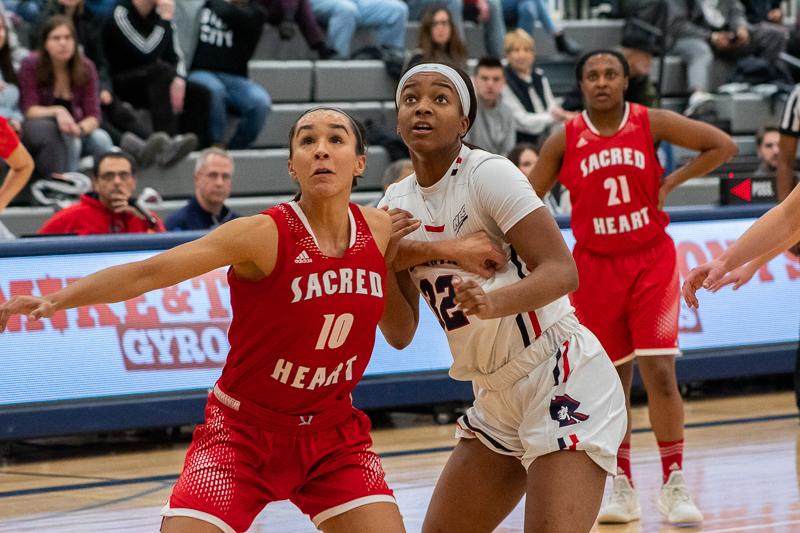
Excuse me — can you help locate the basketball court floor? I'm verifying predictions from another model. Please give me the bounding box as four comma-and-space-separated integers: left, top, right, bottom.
1, 390, 798, 532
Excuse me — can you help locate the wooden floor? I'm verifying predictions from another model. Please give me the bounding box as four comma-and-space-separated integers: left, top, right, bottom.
1, 391, 799, 532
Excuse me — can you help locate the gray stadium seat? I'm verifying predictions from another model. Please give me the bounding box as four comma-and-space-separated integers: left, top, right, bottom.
716, 93, 785, 134
0, 206, 56, 237
248, 61, 314, 103
315, 61, 395, 101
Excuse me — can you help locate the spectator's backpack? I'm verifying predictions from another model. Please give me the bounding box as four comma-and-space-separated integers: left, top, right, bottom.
728, 56, 794, 87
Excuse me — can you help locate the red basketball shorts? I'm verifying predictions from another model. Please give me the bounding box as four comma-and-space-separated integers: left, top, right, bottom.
571, 234, 680, 365
161, 394, 394, 532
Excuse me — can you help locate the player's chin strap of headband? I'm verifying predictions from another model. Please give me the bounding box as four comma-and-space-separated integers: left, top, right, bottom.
396, 63, 471, 117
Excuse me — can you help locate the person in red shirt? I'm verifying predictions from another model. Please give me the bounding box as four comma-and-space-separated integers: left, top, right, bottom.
0, 107, 420, 533
0, 115, 34, 217
531, 49, 737, 526
38, 151, 164, 235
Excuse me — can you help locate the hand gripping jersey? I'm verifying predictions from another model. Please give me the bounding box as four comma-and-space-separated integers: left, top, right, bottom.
217, 202, 386, 417
381, 145, 573, 381
559, 102, 669, 255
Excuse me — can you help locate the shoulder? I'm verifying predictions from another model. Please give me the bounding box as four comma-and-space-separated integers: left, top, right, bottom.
467, 150, 527, 185
20, 53, 38, 69
211, 213, 277, 247
359, 205, 391, 238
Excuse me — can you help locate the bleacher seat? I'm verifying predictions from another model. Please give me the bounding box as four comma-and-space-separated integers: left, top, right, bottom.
249, 61, 314, 103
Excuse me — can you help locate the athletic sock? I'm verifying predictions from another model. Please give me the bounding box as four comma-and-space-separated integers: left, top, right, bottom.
657, 439, 684, 483
617, 441, 633, 485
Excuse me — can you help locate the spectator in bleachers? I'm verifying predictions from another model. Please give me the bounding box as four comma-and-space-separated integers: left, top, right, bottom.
188, 0, 271, 149
381, 157, 413, 191
0, 115, 34, 238
102, 0, 208, 148
508, 140, 570, 214
165, 147, 239, 231
465, 56, 515, 155
670, 0, 788, 117
20, 16, 113, 182
753, 124, 781, 177
501, 28, 574, 145
309, 0, 408, 59
38, 150, 165, 234
256, 0, 337, 59
501, 0, 583, 55
35, 1, 195, 169
0, 14, 22, 128
406, 6, 467, 69
407, 0, 505, 58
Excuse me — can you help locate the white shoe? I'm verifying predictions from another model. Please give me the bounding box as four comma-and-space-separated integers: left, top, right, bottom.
683, 91, 714, 117
658, 470, 704, 524
598, 475, 641, 523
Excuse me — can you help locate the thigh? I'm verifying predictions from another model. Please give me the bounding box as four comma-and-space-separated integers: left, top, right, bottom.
164, 402, 275, 533
292, 410, 395, 528
629, 240, 679, 355
320, 502, 405, 533
221, 76, 270, 112
188, 71, 226, 96
423, 438, 526, 533
525, 450, 606, 533
572, 249, 633, 363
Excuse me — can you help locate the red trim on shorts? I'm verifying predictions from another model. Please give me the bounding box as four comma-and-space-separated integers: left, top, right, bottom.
561, 340, 571, 382
424, 225, 445, 232
527, 311, 542, 338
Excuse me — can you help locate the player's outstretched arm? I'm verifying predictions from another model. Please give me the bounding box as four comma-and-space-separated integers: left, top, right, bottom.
682, 185, 800, 307
0, 215, 276, 332
455, 208, 577, 319
650, 108, 738, 208
529, 128, 565, 199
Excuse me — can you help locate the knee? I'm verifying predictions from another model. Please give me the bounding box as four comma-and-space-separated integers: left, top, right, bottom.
645, 366, 679, 399
391, 1, 409, 22
337, 2, 359, 21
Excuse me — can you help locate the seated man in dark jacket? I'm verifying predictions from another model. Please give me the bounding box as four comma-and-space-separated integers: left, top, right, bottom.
166, 147, 239, 231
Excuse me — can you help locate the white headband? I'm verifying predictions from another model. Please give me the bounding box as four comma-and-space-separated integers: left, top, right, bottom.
395, 63, 472, 117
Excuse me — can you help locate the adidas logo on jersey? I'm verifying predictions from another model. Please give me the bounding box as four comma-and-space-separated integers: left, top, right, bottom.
576, 137, 588, 148
294, 250, 312, 264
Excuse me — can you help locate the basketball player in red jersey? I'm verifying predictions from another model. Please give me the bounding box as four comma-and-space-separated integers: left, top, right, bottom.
531, 50, 737, 526
0, 108, 419, 533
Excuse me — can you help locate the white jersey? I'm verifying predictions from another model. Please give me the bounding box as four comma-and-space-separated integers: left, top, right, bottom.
380, 145, 574, 381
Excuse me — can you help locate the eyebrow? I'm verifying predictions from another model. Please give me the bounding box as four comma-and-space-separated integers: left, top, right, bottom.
296, 123, 350, 134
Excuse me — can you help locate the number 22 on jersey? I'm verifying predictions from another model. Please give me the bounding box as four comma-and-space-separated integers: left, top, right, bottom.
419, 275, 470, 331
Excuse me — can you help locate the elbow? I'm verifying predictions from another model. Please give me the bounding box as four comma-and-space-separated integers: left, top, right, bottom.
386, 335, 413, 350
723, 138, 738, 161
564, 263, 579, 295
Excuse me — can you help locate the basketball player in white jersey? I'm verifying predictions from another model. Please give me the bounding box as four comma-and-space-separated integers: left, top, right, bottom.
380, 63, 627, 532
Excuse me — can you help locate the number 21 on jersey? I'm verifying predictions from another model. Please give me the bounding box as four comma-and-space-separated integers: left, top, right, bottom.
604, 175, 630, 206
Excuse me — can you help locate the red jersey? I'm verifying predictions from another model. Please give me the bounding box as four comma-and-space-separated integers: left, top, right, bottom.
218, 202, 386, 417
559, 102, 669, 255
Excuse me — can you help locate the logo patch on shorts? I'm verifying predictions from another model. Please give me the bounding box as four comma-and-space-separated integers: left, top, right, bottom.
549, 394, 589, 427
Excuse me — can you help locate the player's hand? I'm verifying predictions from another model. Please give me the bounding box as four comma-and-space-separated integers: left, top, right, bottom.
706, 262, 757, 292
681, 258, 727, 308
381, 206, 420, 264
451, 231, 506, 278
452, 276, 496, 319
0, 296, 56, 332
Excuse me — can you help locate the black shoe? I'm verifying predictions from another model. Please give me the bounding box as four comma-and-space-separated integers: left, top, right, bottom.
315, 43, 338, 60
555, 32, 583, 56
120, 132, 169, 169
157, 134, 198, 168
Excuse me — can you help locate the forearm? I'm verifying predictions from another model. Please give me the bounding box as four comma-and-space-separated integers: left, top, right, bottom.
719, 200, 800, 271
47, 258, 177, 312
486, 260, 577, 318
663, 146, 733, 192
394, 239, 453, 271
0, 168, 33, 212
776, 158, 796, 201
25, 105, 64, 119
379, 270, 419, 349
